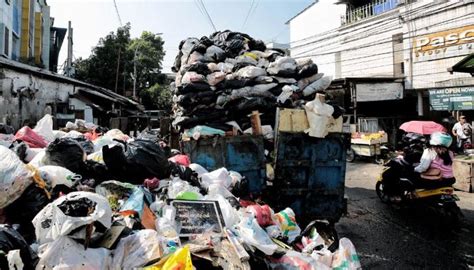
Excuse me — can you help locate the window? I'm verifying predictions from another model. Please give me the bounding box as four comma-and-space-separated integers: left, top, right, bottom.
4, 27, 9, 56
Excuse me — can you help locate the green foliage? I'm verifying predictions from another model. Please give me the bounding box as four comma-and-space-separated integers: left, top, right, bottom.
140, 83, 172, 112
73, 24, 166, 96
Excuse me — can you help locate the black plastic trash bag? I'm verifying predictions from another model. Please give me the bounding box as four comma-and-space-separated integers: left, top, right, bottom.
0, 123, 15, 134
5, 184, 50, 244
11, 141, 28, 162
72, 137, 95, 155
103, 139, 171, 184
297, 63, 318, 79
0, 225, 39, 270
45, 138, 86, 173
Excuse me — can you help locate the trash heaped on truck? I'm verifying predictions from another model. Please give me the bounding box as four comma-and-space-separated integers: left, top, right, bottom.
0, 31, 359, 270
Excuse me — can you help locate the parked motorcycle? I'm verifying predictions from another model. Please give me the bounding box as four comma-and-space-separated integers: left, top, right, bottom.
375, 133, 462, 226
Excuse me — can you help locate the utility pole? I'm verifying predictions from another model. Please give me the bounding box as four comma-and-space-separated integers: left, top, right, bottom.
133, 46, 138, 99
114, 47, 121, 93
65, 21, 73, 77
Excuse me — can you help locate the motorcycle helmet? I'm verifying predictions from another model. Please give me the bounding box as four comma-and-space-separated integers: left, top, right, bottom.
429, 132, 452, 147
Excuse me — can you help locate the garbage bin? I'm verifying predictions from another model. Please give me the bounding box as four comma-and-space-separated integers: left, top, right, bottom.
182, 135, 266, 194
271, 132, 348, 224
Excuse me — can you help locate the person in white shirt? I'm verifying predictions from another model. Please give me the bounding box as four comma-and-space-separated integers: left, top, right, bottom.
452, 116, 472, 151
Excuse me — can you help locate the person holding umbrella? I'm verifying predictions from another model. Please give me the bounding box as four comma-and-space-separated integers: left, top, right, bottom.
452, 116, 472, 153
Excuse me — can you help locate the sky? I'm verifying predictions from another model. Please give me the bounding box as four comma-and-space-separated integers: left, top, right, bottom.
47, 0, 314, 73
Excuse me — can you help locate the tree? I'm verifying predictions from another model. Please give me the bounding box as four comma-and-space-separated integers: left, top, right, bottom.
140, 83, 172, 112
73, 24, 169, 110
129, 31, 166, 89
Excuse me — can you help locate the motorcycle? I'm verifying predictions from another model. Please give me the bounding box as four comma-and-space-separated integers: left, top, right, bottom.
375, 134, 462, 225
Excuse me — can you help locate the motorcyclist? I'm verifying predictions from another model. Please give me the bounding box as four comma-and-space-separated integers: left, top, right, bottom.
413, 132, 455, 189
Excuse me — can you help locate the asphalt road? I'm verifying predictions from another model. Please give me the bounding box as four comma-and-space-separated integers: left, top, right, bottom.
337, 162, 474, 269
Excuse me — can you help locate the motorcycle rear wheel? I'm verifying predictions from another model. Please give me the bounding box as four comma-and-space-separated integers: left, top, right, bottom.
438, 202, 463, 227
376, 181, 390, 204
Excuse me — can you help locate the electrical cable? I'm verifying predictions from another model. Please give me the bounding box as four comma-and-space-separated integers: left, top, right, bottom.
112, 0, 123, 26
198, 0, 217, 32
288, 1, 461, 47
292, 13, 473, 59
241, 0, 255, 31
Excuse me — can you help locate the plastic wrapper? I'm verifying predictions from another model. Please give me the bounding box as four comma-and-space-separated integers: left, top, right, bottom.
274, 208, 301, 242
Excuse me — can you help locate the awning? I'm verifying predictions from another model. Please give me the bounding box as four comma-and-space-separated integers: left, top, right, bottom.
448, 53, 474, 76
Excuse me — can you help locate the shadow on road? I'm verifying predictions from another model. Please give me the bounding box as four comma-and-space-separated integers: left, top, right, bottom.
337, 186, 474, 269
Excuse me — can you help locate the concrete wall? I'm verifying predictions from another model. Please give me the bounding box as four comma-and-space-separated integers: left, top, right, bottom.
289, 0, 474, 86
290, 4, 402, 79
289, 0, 345, 43
0, 67, 74, 128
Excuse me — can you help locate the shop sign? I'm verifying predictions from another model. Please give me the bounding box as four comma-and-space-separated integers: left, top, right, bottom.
355, 82, 403, 102
429, 88, 474, 111
414, 25, 474, 57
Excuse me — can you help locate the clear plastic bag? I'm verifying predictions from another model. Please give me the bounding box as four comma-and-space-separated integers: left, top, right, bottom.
235, 212, 278, 255
112, 230, 163, 270
331, 238, 361, 270
0, 146, 33, 208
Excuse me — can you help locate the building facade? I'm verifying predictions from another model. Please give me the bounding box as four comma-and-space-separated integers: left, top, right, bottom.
288, 0, 474, 124
0, 0, 64, 71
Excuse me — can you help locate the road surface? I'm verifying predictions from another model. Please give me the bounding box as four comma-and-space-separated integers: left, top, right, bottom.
337, 162, 474, 269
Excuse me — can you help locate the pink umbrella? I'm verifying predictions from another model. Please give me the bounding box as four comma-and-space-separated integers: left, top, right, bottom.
399, 121, 446, 135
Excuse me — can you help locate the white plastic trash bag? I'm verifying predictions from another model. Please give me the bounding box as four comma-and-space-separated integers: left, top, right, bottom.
24, 147, 43, 163
205, 194, 240, 227
28, 150, 46, 168
52, 130, 67, 139
33, 191, 112, 245
302, 76, 332, 97
236, 212, 278, 255
188, 163, 208, 177
88, 150, 105, 164
36, 236, 111, 270
38, 166, 81, 189
201, 168, 232, 190
111, 230, 163, 270
331, 238, 361, 270
33, 114, 55, 143
0, 146, 33, 208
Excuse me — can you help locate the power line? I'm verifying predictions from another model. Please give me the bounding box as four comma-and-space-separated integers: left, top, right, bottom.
288, 1, 460, 47
242, 0, 259, 31
112, 0, 123, 26
241, 0, 255, 31
198, 0, 217, 32
291, 13, 473, 59
194, 0, 215, 32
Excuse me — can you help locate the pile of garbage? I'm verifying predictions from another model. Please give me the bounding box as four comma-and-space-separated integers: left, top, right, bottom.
0, 115, 360, 269
171, 30, 340, 136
